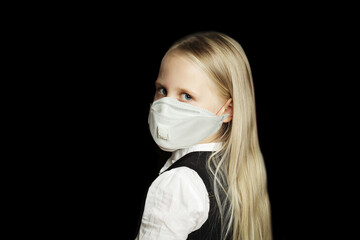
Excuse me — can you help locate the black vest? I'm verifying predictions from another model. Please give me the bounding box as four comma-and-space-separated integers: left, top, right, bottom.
164, 151, 229, 240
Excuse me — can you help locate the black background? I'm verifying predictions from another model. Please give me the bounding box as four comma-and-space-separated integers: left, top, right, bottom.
28, 3, 353, 240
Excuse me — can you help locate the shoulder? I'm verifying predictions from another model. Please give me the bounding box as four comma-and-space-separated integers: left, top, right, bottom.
147, 167, 210, 218
138, 167, 210, 239
165, 151, 214, 191
151, 167, 208, 199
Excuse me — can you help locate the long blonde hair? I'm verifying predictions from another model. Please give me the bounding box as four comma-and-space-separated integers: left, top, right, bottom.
165, 31, 272, 240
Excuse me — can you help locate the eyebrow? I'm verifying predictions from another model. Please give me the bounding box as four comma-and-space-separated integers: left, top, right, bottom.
154, 81, 163, 87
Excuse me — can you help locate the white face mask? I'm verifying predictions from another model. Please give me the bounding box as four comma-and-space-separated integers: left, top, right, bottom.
148, 97, 229, 152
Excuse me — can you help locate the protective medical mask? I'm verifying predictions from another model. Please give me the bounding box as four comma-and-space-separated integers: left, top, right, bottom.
148, 97, 229, 152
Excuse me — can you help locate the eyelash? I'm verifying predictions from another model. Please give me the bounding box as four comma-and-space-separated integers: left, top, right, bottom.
181, 93, 192, 101
156, 87, 193, 101
157, 87, 167, 96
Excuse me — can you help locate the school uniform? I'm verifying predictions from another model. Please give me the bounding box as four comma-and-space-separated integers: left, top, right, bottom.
135, 143, 226, 240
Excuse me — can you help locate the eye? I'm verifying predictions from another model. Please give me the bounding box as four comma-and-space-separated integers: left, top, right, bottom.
157, 87, 167, 96
180, 93, 192, 101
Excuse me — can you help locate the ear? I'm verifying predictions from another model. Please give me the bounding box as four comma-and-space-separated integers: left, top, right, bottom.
221, 98, 233, 123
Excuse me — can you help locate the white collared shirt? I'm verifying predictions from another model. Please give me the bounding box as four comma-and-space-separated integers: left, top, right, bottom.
135, 143, 221, 240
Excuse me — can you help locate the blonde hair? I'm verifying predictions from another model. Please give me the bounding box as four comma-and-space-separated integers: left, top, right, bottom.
166, 31, 272, 240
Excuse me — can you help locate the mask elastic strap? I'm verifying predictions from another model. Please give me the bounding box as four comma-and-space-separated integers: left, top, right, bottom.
216, 100, 229, 116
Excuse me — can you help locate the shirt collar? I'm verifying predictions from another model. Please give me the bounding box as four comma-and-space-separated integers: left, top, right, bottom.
159, 142, 222, 174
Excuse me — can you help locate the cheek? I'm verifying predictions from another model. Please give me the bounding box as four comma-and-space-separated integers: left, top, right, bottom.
197, 93, 223, 114
153, 94, 164, 102
153, 92, 160, 101
195, 78, 225, 114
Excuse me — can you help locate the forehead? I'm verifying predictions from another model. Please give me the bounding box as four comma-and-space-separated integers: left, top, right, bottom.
160, 52, 201, 76
158, 52, 215, 90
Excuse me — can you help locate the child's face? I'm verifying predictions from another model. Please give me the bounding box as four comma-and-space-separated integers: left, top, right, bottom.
154, 52, 224, 115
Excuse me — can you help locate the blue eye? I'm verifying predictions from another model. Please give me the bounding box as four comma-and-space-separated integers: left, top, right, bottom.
181, 93, 192, 101
158, 87, 167, 96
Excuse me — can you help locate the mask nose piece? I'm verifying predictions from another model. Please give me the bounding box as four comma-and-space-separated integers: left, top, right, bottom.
157, 125, 170, 140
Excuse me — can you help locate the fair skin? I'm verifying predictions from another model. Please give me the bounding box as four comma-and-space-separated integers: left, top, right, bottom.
154, 51, 233, 143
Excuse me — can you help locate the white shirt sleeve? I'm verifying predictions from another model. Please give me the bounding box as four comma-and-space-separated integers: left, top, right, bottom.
135, 167, 210, 240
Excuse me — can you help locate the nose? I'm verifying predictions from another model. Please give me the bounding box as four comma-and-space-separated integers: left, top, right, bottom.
165, 90, 178, 100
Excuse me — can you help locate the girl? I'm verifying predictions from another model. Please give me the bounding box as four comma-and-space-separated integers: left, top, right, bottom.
136, 31, 272, 240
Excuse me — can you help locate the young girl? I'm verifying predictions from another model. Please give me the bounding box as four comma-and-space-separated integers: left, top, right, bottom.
136, 31, 272, 240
